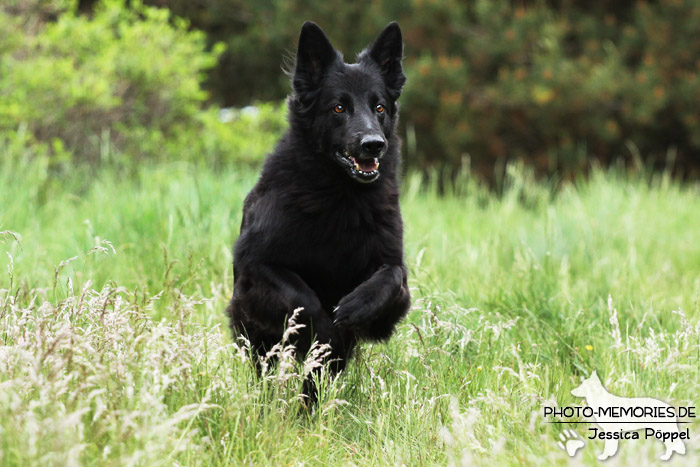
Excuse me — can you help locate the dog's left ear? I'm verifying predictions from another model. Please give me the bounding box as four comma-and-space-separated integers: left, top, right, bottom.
293, 22, 339, 96
362, 22, 406, 100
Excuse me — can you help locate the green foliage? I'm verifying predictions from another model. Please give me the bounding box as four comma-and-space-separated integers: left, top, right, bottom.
0, 0, 263, 168
407, 0, 700, 178
195, 102, 288, 169
148, 0, 700, 179
6, 1, 698, 178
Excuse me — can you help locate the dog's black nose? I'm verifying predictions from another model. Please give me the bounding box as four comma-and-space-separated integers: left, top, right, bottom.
361, 136, 386, 155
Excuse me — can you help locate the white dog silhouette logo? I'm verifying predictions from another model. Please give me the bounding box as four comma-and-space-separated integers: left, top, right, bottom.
570, 371, 687, 461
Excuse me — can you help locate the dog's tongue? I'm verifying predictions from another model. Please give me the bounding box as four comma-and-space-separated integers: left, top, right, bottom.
356, 158, 379, 172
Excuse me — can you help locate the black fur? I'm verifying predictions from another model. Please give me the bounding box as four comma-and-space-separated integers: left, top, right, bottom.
226, 22, 410, 402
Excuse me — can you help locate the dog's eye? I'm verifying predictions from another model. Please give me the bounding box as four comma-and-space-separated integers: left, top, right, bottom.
375, 104, 385, 113
333, 104, 345, 114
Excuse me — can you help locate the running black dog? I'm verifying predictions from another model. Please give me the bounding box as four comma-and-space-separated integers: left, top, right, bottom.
226, 21, 410, 401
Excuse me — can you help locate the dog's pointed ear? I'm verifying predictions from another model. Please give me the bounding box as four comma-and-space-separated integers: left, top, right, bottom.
293, 22, 338, 95
363, 22, 406, 100
590, 370, 599, 381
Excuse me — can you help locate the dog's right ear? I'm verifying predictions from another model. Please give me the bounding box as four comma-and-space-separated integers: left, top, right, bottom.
293, 22, 338, 96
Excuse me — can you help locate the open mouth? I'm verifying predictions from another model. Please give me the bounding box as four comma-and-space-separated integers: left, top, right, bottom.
336, 150, 380, 183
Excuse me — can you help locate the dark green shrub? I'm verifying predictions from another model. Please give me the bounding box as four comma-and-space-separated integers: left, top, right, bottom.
397, 0, 700, 178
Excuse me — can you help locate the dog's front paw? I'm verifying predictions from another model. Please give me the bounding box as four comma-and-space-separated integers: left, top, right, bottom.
332, 303, 357, 329
332, 294, 371, 329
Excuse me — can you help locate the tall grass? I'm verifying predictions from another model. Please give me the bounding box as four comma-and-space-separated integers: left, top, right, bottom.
1, 143, 699, 465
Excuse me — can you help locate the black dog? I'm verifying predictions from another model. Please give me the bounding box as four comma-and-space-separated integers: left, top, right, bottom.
226, 21, 410, 401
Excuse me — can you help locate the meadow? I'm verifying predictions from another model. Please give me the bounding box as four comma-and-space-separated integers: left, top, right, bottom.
1, 139, 699, 465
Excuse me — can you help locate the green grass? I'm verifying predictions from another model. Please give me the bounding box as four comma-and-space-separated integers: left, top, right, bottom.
1, 152, 699, 466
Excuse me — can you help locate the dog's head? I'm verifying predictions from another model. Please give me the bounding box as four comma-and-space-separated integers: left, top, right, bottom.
571, 371, 602, 399
290, 22, 406, 184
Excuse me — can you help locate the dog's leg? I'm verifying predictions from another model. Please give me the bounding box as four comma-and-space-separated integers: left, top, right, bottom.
598, 437, 619, 460
230, 265, 351, 404
333, 264, 410, 340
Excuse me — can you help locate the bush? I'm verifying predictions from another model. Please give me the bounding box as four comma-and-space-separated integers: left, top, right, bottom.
192, 102, 287, 169
400, 0, 700, 178
0, 0, 226, 168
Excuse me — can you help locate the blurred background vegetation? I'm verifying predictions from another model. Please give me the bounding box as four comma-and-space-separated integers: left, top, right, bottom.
2, 0, 699, 183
